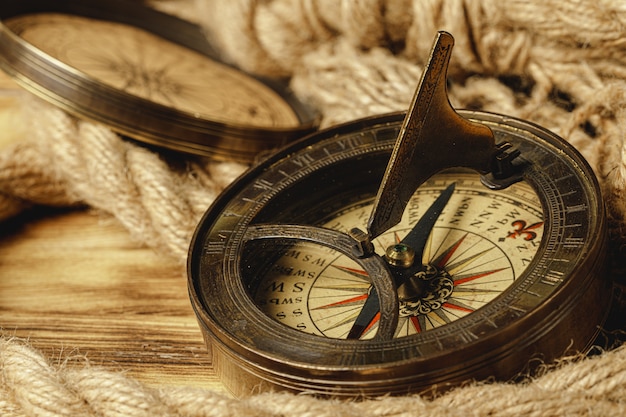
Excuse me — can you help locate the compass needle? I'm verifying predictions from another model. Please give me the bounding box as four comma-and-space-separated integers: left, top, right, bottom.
347, 183, 456, 339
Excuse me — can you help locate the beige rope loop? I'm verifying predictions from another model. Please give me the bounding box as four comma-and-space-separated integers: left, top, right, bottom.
1, 337, 626, 416
0, 141, 72, 209
0, 339, 90, 416
0, 95, 239, 259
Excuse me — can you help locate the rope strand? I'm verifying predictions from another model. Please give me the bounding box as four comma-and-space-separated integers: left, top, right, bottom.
1, 337, 626, 417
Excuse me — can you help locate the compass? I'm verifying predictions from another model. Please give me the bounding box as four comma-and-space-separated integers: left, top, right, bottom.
189, 32, 611, 397
0, 0, 316, 161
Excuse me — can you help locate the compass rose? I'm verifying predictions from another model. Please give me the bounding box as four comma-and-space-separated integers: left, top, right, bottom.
312, 227, 513, 338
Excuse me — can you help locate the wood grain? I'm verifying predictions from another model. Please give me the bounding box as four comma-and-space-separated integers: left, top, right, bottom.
0, 208, 226, 392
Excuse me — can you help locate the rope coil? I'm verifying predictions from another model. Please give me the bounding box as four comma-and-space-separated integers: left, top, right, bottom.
1, 337, 626, 416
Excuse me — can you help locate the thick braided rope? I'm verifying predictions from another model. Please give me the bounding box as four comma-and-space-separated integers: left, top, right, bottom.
1, 337, 626, 417
0, 97, 246, 259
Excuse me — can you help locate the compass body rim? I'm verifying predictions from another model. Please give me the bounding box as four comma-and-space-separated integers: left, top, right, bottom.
188, 110, 611, 397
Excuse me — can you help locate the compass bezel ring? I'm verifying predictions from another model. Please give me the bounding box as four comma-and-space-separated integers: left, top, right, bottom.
188, 110, 611, 397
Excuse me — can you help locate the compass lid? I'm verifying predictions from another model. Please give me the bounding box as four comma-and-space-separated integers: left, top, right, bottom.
0, 0, 318, 162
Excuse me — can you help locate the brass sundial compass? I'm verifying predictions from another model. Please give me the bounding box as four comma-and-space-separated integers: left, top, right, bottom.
188, 32, 611, 397
0, 0, 316, 161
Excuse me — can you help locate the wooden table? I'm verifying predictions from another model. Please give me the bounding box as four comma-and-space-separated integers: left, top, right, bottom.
0, 208, 225, 392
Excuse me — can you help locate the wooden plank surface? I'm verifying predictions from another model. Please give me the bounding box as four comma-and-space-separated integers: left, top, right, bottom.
0, 208, 226, 392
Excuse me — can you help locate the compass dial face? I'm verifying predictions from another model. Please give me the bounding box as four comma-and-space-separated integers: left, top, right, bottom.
252, 172, 544, 339
6, 14, 300, 128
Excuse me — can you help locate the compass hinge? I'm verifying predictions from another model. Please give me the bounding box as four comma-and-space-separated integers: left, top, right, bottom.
481, 142, 524, 190
349, 228, 375, 258
491, 142, 521, 179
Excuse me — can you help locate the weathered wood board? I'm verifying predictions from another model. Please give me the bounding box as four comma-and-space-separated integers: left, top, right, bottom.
0, 208, 225, 392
